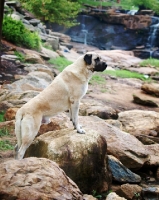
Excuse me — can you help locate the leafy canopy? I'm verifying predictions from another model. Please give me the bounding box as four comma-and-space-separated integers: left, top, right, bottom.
19, 0, 81, 27
131, 0, 159, 14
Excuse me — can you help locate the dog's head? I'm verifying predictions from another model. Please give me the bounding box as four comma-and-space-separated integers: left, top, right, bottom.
84, 52, 107, 72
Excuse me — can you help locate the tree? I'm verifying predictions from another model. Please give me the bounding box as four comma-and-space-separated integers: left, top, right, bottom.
132, 0, 159, 14
19, 0, 81, 27
0, 0, 5, 67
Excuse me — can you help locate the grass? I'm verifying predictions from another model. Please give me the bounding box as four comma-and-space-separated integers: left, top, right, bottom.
0, 140, 14, 151
140, 57, 159, 68
104, 69, 150, 80
0, 111, 5, 122
0, 127, 9, 137
89, 74, 106, 85
49, 57, 73, 72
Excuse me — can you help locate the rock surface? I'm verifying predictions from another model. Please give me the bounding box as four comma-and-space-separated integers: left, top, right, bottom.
108, 155, 141, 183
25, 126, 112, 193
118, 110, 159, 136
0, 157, 83, 200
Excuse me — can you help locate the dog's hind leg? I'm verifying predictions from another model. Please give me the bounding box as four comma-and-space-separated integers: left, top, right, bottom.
17, 114, 42, 160
70, 100, 85, 134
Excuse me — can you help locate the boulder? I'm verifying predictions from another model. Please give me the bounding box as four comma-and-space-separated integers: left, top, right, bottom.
108, 155, 141, 183
141, 83, 159, 97
80, 99, 118, 119
25, 126, 112, 193
106, 192, 127, 200
0, 157, 83, 200
118, 110, 159, 136
145, 144, 159, 166
114, 184, 142, 200
7, 71, 53, 92
4, 107, 19, 121
40, 46, 59, 59
133, 94, 158, 107
79, 116, 148, 169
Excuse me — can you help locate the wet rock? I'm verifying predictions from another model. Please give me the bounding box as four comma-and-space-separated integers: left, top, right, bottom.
0, 157, 83, 200
108, 155, 141, 183
142, 186, 159, 200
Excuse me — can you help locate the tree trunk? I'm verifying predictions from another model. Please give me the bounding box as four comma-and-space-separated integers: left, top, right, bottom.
0, 0, 5, 67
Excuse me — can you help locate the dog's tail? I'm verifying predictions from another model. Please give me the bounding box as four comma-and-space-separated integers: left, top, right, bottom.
15, 110, 23, 151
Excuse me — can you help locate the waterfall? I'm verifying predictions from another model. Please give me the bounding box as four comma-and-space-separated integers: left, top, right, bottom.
82, 29, 88, 45
147, 17, 159, 48
127, 10, 137, 15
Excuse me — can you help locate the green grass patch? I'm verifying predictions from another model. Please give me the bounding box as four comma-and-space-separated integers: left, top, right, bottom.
0, 140, 14, 151
104, 69, 149, 80
49, 57, 73, 72
140, 58, 159, 68
14, 51, 25, 62
0, 111, 5, 122
0, 127, 9, 137
89, 74, 106, 85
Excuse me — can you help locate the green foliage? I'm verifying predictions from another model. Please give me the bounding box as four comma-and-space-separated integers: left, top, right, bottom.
0, 111, 5, 122
140, 58, 159, 68
14, 51, 25, 62
19, 0, 81, 27
49, 57, 73, 72
81, 0, 135, 10
2, 15, 41, 50
104, 69, 149, 80
131, 0, 159, 14
92, 190, 102, 199
89, 74, 106, 85
0, 128, 9, 137
0, 140, 14, 151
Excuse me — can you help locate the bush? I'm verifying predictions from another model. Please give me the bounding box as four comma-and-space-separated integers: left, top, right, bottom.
2, 15, 41, 50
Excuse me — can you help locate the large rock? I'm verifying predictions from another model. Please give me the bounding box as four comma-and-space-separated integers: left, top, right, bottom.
5, 71, 53, 92
80, 99, 118, 119
79, 116, 148, 169
118, 110, 159, 136
145, 144, 159, 166
141, 83, 159, 97
106, 192, 126, 200
108, 155, 141, 183
0, 157, 83, 200
25, 126, 112, 193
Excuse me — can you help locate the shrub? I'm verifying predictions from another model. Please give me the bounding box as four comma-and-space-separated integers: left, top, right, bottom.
2, 15, 41, 50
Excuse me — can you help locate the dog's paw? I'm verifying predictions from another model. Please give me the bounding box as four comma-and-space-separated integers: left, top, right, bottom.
77, 128, 85, 134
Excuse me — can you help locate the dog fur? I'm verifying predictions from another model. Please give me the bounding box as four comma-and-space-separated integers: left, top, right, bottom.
15, 52, 107, 160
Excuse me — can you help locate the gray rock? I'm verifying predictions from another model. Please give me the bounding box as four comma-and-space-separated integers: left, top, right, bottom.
108, 155, 141, 183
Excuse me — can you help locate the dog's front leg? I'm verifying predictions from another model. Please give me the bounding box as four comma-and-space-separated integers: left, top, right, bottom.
70, 100, 85, 134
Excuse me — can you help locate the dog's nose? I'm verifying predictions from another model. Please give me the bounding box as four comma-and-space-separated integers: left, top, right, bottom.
103, 62, 107, 68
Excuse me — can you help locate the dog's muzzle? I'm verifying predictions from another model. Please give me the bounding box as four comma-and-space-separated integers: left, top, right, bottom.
94, 61, 107, 72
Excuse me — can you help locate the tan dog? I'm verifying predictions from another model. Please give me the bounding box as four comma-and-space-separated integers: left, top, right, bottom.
15, 52, 107, 160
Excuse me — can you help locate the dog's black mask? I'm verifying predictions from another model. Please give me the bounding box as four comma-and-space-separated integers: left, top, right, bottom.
84, 54, 107, 72
94, 57, 107, 72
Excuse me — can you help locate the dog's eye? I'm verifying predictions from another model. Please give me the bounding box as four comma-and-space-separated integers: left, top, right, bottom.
95, 57, 100, 62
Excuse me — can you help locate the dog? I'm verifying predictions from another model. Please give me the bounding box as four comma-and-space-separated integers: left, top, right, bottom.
15, 52, 107, 160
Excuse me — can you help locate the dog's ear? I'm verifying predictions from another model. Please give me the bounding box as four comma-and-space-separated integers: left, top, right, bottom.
84, 54, 92, 65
